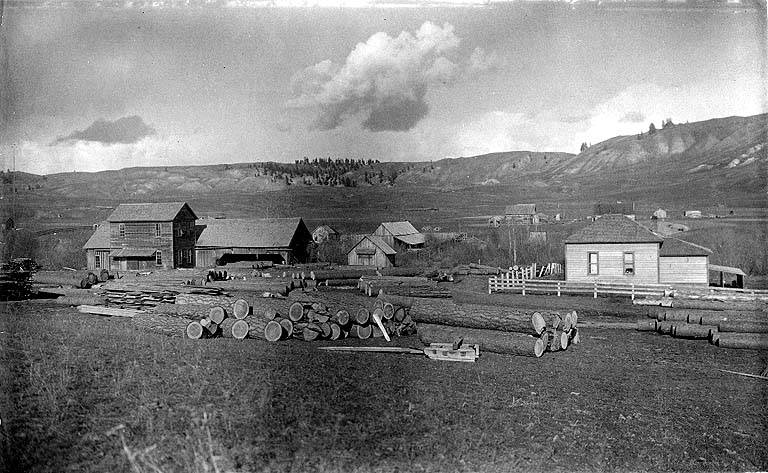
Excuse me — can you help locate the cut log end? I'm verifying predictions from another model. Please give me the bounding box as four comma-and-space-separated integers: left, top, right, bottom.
288, 302, 304, 322
231, 320, 250, 339
232, 299, 250, 319
209, 306, 226, 324
264, 320, 284, 342
186, 321, 204, 339
531, 312, 546, 335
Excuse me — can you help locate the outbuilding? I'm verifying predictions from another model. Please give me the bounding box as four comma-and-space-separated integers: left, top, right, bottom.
347, 235, 396, 267
658, 238, 711, 286
83, 222, 111, 271
312, 224, 340, 244
373, 221, 425, 251
195, 217, 312, 267
504, 204, 539, 225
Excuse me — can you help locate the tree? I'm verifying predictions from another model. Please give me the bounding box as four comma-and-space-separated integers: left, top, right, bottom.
662, 118, 674, 128
580, 142, 589, 152
648, 122, 657, 134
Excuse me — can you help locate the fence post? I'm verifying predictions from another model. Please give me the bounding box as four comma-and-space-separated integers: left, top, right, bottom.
593, 280, 598, 299
557, 281, 561, 297
631, 283, 635, 300
488, 277, 492, 294
522, 279, 526, 296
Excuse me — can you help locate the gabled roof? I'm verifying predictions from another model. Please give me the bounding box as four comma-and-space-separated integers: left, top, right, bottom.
107, 202, 196, 222
504, 204, 536, 215
312, 224, 338, 234
83, 222, 110, 249
195, 218, 307, 248
380, 221, 419, 236
565, 215, 663, 244
660, 238, 712, 257
349, 235, 396, 255
395, 233, 426, 246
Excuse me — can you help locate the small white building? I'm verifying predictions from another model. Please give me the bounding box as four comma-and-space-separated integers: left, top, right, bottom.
652, 208, 667, 220
684, 210, 702, 219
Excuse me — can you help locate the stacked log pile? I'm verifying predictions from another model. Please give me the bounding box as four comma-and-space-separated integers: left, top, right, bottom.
410, 297, 578, 357
637, 307, 768, 350
0, 261, 33, 300
358, 276, 452, 298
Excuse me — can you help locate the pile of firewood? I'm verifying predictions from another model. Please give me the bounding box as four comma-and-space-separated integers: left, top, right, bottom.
409, 297, 579, 357
358, 276, 452, 298
637, 307, 768, 350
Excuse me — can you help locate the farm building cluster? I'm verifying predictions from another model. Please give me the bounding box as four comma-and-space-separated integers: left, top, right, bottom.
83, 202, 426, 272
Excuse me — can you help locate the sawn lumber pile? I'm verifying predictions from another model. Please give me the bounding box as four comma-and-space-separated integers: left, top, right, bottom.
636, 307, 768, 350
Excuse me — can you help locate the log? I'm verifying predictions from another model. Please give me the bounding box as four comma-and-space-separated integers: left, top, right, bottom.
289, 302, 305, 322
716, 333, 768, 350
349, 324, 372, 339
132, 312, 192, 338
52, 295, 109, 306
354, 308, 370, 325
371, 325, 384, 338
329, 322, 342, 340
418, 323, 546, 357
324, 279, 360, 287
717, 321, 768, 334
372, 298, 385, 311
409, 299, 548, 336
540, 312, 561, 330
656, 321, 674, 335
568, 327, 580, 345
546, 329, 568, 352
246, 317, 271, 340
264, 320, 284, 342
636, 319, 657, 331
377, 291, 414, 308
671, 323, 716, 340
232, 298, 250, 319
382, 302, 395, 320
99, 269, 110, 282
200, 318, 219, 336
697, 312, 767, 326
662, 310, 690, 322
303, 323, 322, 341
186, 321, 204, 339
209, 306, 227, 324
393, 307, 407, 323
311, 268, 377, 281
220, 318, 250, 339
670, 299, 767, 312
279, 318, 294, 338
333, 310, 350, 327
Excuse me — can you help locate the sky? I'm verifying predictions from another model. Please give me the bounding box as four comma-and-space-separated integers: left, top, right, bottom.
0, 0, 765, 174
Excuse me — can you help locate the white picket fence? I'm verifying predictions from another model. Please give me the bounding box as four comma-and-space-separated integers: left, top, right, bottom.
488, 275, 672, 300
506, 262, 564, 280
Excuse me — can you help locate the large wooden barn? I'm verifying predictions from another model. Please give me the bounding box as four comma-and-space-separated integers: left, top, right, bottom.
90, 202, 198, 271
372, 221, 425, 251
194, 217, 312, 267
347, 235, 396, 267
564, 215, 663, 285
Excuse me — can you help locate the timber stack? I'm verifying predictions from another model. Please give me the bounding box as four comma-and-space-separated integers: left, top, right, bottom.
1, 259, 34, 300
410, 297, 579, 358
636, 306, 768, 350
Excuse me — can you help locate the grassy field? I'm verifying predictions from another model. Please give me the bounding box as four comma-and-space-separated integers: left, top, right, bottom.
1, 297, 767, 473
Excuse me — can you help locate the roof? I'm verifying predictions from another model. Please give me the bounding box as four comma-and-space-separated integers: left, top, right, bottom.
659, 238, 712, 257
504, 204, 536, 215
709, 264, 746, 276
349, 235, 396, 255
107, 202, 196, 222
83, 222, 110, 249
380, 221, 419, 236
312, 224, 338, 234
195, 218, 306, 248
110, 248, 156, 258
565, 215, 663, 244
395, 233, 426, 246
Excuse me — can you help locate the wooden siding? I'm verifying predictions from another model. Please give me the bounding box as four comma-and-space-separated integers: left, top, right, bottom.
86, 249, 111, 271
565, 243, 660, 284
372, 225, 395, 248
659, 256, 709, 285
348, 238, 394, 267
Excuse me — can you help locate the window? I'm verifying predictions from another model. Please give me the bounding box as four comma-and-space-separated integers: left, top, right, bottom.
156, 251, 162, 266
155, 223, 162, 237
588, 252, 599, 275
623, 252, 635, 275
95, 253, 101, 269
118, 223, 125, 238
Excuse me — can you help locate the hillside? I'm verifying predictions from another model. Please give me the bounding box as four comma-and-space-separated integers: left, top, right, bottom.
2, 113, 766, 206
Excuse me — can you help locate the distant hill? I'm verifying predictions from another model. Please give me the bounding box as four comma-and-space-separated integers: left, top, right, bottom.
3, 113, 766, 205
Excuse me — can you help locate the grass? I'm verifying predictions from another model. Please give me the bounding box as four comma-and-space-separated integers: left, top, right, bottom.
1, 299, 767, 472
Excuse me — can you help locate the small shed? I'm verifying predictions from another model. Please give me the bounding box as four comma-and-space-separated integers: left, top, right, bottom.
312, 224, 339, 244
709, 264, 746, 288
658, 238, 711, 285
195, 217, 312, 267
347, 235, 396, 267
564, 214, 663, 285
652, 208, 668, 220
373, 221, 425, 251
504, 204, 539, 225
83, 222, 111, 271
684, 210, 702, 219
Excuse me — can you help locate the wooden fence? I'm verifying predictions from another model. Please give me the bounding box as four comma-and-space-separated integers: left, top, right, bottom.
488, 275, 672, 300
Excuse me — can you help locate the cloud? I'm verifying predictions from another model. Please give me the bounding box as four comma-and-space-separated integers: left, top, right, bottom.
286, 22, 464, 132
468, 47, 504, 74
619, 111, 646, 123
54, 115, 156, 145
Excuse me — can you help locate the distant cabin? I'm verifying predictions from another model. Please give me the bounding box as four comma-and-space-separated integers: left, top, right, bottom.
195, 217, 312, 267
312, 224, 339, 244
684, 210, 702, 219
88, 202, 198, 271
594, 202, 634, 216
652, 208, 668, 220
504, 204, 539, 225
565, 215, 662, 285
347, 235, 396, 267
658, 238, 711, 286
373, 221, 425, 251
